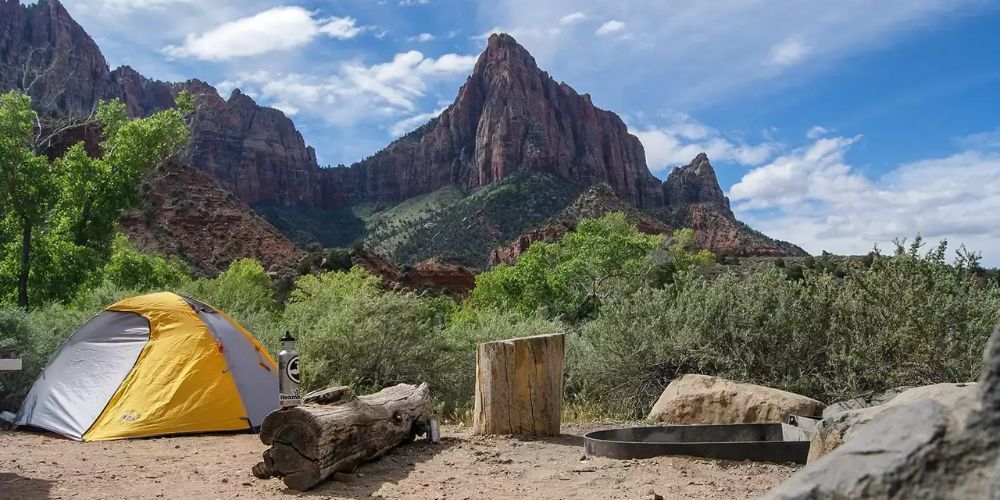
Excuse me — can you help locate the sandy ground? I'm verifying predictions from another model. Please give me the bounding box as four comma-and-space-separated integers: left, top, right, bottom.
0, 424, 798, 499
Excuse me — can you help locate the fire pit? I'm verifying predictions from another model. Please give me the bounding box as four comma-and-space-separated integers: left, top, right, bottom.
583, 423, 810, 464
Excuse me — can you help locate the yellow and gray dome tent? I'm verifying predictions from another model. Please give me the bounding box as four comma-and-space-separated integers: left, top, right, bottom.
15, 292, 278, 441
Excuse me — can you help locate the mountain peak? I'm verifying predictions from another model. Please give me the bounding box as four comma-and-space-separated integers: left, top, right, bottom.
472, 32, 540, 82
664, 153, 729, 210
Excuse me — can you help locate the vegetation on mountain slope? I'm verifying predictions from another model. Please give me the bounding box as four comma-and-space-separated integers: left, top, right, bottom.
375, 171, 584, 267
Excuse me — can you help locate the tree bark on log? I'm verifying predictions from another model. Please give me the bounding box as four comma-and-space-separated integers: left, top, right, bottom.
473, 333, 564, 436
253, 382, 429, 491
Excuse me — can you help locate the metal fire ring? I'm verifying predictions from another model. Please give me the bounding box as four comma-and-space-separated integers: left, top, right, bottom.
583, 423, 810, 464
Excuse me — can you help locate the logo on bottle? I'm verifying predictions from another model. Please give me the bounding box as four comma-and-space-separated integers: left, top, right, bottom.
285, 355, 300, 385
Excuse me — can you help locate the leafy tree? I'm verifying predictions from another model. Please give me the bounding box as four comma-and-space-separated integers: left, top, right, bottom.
649, 228, 717, 287
101, 234, 189, 291
0, 90, 191, 307
182, 258, 274, 313
0, 92, 57, 307
469, 213, 662, 320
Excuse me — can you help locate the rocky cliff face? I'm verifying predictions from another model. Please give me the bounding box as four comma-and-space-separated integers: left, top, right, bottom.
662, 153, 731, 211
0, 0, 120, 116
338, 34, 664, 209
1, 0, 323, 207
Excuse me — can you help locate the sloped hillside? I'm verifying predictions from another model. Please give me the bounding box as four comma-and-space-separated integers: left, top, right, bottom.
367, 171, 584, 268
120, 162, 302, 275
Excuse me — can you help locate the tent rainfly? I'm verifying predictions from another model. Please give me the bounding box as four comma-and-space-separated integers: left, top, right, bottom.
15, 292, 278, 441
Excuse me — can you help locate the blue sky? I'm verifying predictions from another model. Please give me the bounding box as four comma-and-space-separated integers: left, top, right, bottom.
57, 0, 1000, 263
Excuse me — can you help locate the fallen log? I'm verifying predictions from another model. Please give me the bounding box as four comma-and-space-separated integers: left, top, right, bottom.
473, 333, 564, 436
253, 382, 430, 491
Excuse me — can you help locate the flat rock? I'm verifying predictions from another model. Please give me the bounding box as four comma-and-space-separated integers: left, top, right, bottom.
647, 374, 824, 424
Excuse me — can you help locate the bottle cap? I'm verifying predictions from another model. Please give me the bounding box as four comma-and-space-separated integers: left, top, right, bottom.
281, 331, 296, 342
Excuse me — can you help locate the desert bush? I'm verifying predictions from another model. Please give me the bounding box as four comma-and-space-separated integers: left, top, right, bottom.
282, 268, 462, 410
572, 240, 1000, 418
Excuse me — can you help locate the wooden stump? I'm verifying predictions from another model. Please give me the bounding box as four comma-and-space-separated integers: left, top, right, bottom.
473, 333, 565, 436
253, 382, 429, 491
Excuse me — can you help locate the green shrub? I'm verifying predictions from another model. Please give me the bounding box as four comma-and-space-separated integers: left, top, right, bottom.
572, 242, 1000, 418
470, 213, 661, 320
283, 268, 461, 410
101, 235, 190, 291
180, 258, 274, 313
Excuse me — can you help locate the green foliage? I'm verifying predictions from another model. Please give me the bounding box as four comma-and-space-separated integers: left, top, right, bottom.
181, 258, 274, 314
101, 235, 189, 291
253, 202, 366, 248
573, 239, 1000, 418
0, 90, 191, 308
649, 228, 716, 286
381, 171, 584, 267
282, 268, 462, 410
470, 213, 661, 320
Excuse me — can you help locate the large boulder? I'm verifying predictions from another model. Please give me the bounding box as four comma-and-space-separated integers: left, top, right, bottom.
807, 383, 976, 462
763, 324, 1000, 499
821, 386, 911, 418
647, 374, 825, 424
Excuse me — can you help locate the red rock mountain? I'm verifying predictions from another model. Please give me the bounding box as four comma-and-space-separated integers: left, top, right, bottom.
1, 0, 806, 270
337, 34, 663, 208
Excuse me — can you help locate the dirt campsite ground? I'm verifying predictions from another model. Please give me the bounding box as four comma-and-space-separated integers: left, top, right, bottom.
0, 424, 798, 499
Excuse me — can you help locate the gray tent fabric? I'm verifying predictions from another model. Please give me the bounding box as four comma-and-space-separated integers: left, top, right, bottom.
16, 311, 150, 440
182, 297, 277, 427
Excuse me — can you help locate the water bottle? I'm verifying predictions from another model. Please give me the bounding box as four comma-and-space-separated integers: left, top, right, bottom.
278, 331, 301, 407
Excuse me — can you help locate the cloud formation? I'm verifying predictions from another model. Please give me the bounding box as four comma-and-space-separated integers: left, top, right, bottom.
634, 112, 777, 173
215, 50, 477, 126
769, 37, 811, 66
730, 134, 1000, 262
595, 20, 625, 36
559, 12, 587, 25
163, 7, 366, 60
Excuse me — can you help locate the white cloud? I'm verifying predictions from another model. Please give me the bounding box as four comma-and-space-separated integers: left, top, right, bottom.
409, 33, 436, 42
595, 20, 625, 36
270, 101, 300, 116
480, 1, 980, 108
806, 126, 828, 139
559, 12, 587, 25
730, 135, 1000, 264
163, 7, 368, 60
319, 16, 364, 40
957, 128, 1000, 150
633, 112, 778, 173
389, 106, 447, 136
215, 50, 477, 126
399, 0, 429, 5
769, 37, 811, 66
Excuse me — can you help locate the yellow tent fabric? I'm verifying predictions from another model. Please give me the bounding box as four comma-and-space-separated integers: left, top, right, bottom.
16, 291, 279, 441
84, 293, 250, 440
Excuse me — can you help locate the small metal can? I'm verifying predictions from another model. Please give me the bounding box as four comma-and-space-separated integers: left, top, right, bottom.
278, 331, 301, 408
427, 419, 440, 443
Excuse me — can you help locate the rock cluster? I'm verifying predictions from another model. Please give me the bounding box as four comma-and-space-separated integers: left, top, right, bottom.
764, 325, 1000, 499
